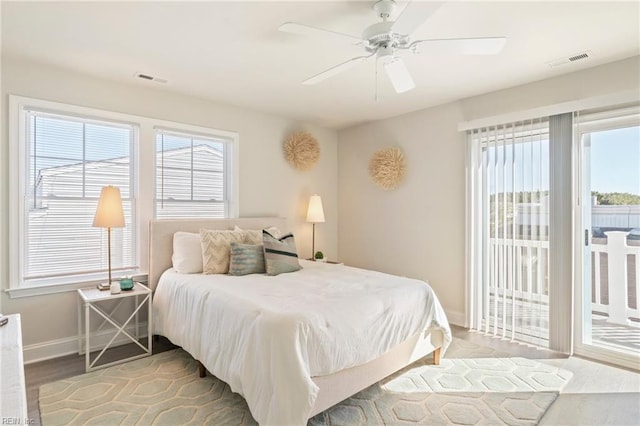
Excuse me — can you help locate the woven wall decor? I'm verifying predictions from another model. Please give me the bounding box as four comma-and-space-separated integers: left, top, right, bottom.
283, 131, 320, 171
368, 147, 407, 190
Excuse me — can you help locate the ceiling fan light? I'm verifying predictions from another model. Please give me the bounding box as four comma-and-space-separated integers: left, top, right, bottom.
384, 58, 415, 93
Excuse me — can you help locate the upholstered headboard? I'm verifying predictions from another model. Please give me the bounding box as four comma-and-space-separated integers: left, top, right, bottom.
148, 217, 288, 290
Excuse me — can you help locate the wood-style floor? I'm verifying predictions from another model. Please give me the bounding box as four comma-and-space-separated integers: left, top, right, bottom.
24, 327, 640, 425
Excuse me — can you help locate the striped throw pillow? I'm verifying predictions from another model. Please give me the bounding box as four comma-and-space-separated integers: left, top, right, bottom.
229, 242, 266, 276
262, 230, 301, 276
200, 229, 244, 274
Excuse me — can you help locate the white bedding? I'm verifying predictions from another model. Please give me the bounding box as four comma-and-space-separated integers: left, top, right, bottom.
153, 260, 451, 425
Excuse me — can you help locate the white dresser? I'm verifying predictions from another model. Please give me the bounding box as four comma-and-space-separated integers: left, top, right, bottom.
0, 314, 28, 420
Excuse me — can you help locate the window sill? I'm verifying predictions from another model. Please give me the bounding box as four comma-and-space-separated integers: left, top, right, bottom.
5, 273, 148, 298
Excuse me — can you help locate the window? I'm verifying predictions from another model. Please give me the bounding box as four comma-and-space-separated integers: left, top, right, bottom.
155, 129, 231, 218
19, 109, 137, 286
9, 95, 238, 294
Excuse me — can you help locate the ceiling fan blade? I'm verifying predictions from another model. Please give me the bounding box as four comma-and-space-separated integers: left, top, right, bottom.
391, 1, 444, 36
383, 57, 415, 93
279, 22, 364, 46
411, 37, 507, 55
303, 54, 374, 85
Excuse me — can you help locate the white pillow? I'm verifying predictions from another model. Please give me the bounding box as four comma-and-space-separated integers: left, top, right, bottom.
172, 232, 203, 274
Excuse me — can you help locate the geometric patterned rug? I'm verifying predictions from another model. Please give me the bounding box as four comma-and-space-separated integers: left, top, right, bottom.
39, 338, 572, 425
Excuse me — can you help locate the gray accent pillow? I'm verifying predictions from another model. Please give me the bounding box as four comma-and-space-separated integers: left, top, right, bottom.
262, 230, 301, 276
229, 242, 266, 276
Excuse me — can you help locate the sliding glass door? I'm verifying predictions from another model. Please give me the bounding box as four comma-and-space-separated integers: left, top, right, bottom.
575, 109, 640, 369
468, 106, 638, 365
467, 119, 552, 347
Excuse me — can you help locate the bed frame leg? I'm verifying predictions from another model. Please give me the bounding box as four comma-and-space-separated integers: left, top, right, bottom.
433, 347, 441, 365
197, 361, 206, 378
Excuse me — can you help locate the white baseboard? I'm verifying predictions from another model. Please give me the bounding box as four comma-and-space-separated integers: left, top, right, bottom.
23, 322, 149, 364
445, 310, 467, 328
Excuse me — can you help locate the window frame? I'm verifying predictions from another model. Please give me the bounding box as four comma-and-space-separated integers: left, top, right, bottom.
153, 126, 236, 219
8, 95, 239, 298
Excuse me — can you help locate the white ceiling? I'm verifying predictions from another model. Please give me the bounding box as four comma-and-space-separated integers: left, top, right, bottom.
2, 1, 639, 129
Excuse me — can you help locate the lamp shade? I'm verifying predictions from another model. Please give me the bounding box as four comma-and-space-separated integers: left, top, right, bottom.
93, 186, 125, 228
306, 194, 325, 223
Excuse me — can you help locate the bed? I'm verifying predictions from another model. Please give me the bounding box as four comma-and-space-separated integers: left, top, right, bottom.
149, 218, 451, 425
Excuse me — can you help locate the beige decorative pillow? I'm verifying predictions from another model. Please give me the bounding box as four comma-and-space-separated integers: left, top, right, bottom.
234, 225, 282, 245
200, 229, 243, 274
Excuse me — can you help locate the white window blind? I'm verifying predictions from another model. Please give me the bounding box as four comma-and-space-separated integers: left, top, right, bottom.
155, 129, 229, 218
23, 110, 137, 285
467, 118, 551, 347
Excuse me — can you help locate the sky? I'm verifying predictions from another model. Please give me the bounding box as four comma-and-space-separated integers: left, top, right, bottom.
483, 124, 640, 199
590, 126, 640, 195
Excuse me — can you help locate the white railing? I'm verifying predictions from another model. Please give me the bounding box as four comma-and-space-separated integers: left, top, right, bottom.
592, 232, 640, 324
488, 238, 549, 303
486, 237, 550, 344
489, 232, 640, 326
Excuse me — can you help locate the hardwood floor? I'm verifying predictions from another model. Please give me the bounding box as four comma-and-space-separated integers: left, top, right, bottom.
25, 327, 640, 425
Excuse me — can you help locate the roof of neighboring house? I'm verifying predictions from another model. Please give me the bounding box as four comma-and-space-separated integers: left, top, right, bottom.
37, 144, 222, 178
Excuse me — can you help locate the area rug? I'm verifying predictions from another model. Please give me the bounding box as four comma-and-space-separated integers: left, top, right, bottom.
39, 338, 572, 425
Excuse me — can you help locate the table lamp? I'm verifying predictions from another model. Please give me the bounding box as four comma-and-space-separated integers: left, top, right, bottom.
93, 185, 125, 291
306, 194, 325, 259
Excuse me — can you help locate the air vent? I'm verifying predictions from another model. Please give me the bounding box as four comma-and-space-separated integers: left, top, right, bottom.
547, 51, 593, 68
568, 53, 589, 62
135, 72, 168, 84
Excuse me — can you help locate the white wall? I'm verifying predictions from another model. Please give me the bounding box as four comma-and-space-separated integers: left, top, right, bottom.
337, 56, 640, 326
0, 54, 339, 359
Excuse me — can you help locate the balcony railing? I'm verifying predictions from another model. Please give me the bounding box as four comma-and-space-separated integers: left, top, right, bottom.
487, 232, 640, 337
592, 231, 640, 325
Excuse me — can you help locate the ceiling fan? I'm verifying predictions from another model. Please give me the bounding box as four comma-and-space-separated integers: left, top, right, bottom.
279, 0, 506, 94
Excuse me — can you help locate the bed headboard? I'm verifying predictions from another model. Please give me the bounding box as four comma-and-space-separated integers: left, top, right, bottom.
148, 217, 288, 290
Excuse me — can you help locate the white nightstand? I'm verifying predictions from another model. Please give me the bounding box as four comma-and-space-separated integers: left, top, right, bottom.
307, 259, 344, 265
77, 282, 152, 372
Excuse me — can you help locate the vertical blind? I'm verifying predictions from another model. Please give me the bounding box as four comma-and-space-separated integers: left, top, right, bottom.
155, 129, 228, 218
24, 110, 137, 283
467, 118, 551, 347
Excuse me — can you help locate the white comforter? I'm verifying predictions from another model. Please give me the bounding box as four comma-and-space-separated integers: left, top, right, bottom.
153, 260, 451, 425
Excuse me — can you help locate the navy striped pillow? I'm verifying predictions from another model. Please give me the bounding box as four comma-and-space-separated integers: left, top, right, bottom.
262, 230, 301, 276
